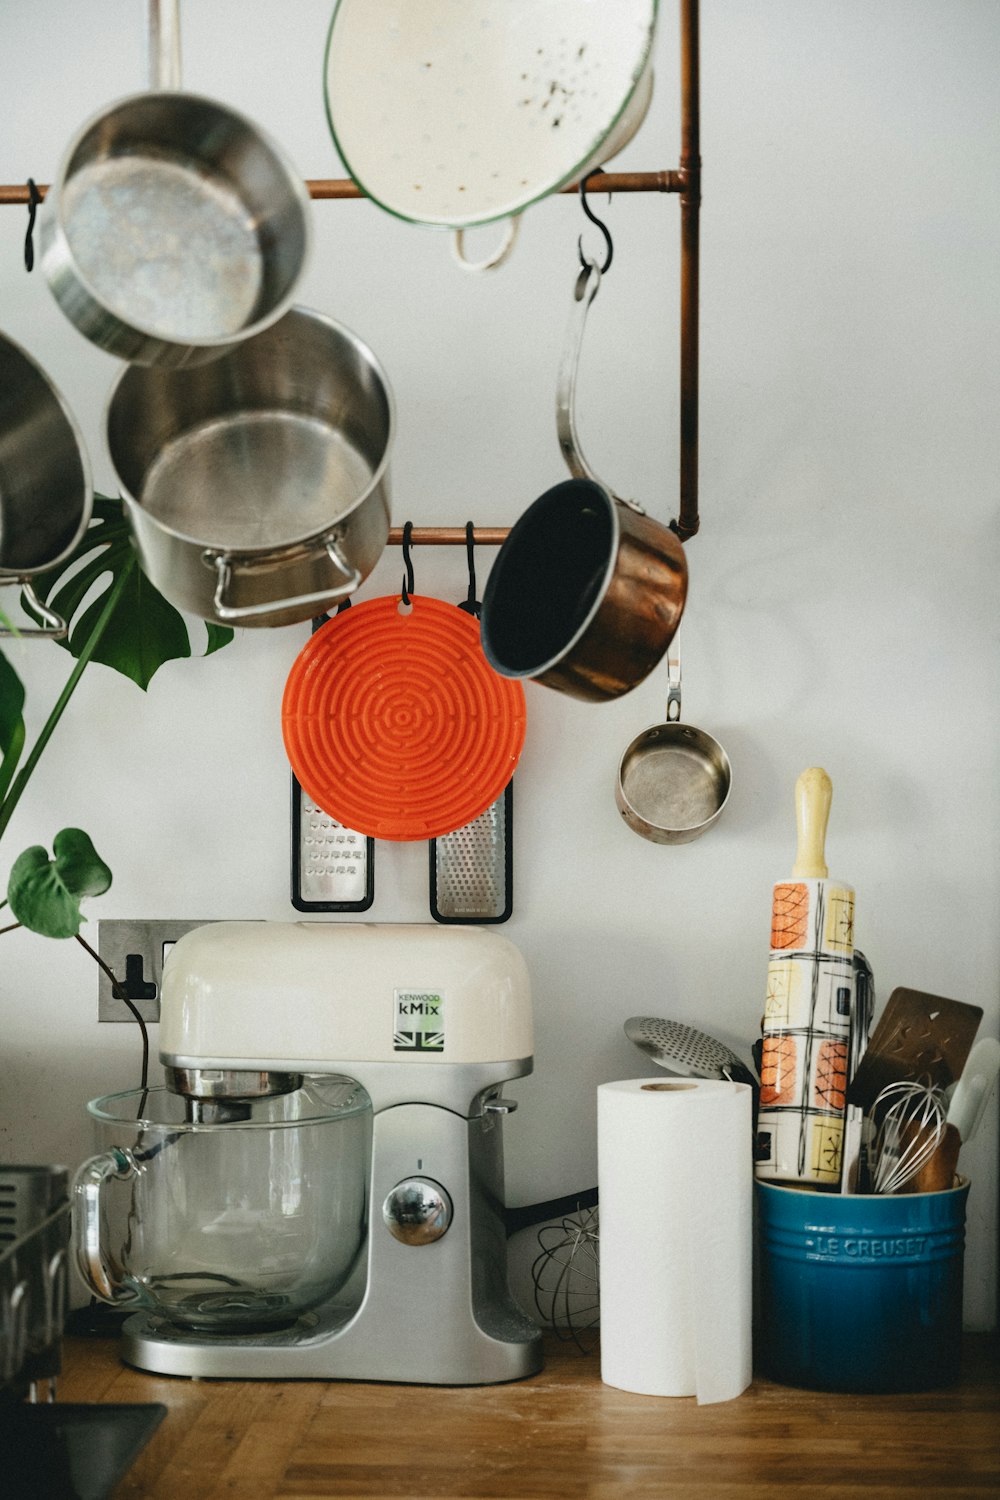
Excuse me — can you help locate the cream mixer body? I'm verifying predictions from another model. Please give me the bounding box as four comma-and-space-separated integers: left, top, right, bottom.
84, 921, 542, 1385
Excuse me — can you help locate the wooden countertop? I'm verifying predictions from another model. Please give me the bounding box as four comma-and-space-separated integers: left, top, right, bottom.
56, 1333, 1000, 1499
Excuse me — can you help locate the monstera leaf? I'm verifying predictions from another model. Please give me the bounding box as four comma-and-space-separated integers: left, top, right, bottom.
23, 494, 233, 690
7, 828, 113, 938
0, 648, 26, 803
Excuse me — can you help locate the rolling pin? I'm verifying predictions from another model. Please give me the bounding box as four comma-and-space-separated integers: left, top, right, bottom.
755, 768, 857, 1187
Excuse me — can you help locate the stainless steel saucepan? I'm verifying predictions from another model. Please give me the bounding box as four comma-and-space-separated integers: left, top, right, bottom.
616, 643, 731, 843
39, 0, 311, 368
0, 332, 92, 638
106, 306, 393, 628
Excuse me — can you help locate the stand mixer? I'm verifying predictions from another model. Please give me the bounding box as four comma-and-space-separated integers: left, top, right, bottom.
102, 920, 542, 1385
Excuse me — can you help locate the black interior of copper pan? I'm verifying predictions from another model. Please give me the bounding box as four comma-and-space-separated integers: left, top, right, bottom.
480, 479, 611, 675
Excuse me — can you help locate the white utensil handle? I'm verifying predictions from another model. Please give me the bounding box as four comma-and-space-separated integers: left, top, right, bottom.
946, 1036, 1000, 1142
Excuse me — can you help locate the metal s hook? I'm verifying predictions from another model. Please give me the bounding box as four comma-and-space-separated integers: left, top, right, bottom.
23, 179, 41, 272
400, 520, 415, 606
577, 168, 613, 276
457, 521, 480, 617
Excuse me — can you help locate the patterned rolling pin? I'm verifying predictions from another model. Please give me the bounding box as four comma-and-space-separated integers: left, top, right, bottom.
755, 768, 855, 1187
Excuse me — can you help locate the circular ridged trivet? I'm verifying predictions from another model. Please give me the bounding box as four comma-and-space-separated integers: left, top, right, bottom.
282, 594, 527, 841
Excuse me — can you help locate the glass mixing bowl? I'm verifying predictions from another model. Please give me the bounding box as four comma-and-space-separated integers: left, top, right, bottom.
74, 1077, 370, 1333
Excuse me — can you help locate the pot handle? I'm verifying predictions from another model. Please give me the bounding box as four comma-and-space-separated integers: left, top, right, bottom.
451, 216, 521, 273
73, 1148, 143, 1306
207, 539, 363, 623
147, 0, 181, 91
665, 644, 682, 723
556, 258, 645, 516
0, 582, 69, 639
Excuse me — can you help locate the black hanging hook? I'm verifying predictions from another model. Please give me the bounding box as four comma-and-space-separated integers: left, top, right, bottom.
400, 520, 415, 605
23, 179, 41, 273
457, 521, 480, 617
577, 168, 614, 275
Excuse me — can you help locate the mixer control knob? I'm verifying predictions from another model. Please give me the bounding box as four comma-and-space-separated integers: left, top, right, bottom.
383, 1178, 453, 1246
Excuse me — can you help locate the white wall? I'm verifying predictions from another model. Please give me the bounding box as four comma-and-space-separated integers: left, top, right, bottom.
0, 1, 997, 1331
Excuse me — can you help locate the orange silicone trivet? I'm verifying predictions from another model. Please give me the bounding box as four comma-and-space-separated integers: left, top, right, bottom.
281, 594, 527, 842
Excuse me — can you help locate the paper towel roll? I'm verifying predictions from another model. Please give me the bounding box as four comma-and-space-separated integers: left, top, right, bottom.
597, 1078, 753, 1404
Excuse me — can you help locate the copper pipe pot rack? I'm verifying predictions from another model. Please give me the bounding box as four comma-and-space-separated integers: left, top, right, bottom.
387, 526, 509, 547
0, 170, 680, 207
0, 0, 700, 544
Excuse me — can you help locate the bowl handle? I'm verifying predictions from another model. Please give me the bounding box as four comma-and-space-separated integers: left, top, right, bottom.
73, 1148, 143, 1306
451, 216, 521, 273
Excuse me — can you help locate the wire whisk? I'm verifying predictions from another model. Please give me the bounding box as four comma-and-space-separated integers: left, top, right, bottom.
530, 1205, 600, 1353
871, 1079, 947, 1193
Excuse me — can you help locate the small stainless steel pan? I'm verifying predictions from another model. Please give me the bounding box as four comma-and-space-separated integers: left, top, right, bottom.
39, 0, 310, 368
0, 332, 92, 638
615, 645, 731, 843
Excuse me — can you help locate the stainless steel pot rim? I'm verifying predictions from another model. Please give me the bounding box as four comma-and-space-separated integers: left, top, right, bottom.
0, 331, 93, 577
46, 89, 312, 352
618, 722, 732, 830
481, 477, 620, 679
86, 1082, 370, 1130
105, 306, 396, 555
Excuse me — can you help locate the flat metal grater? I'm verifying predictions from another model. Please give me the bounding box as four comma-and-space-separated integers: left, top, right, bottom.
430, 780, 512, 924
291, 777, 374, 912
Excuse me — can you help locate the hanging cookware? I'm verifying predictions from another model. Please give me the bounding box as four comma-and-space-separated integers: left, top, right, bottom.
0, 332, 92, 639
282, 543, 526, 840
291, 605, 374, 913
430, 525, 514, 923
480, 252, 687, 701
324, 0, 657, 271
105, 305, 393, 628
615, 643, 731, 842
39, 0, 311, 367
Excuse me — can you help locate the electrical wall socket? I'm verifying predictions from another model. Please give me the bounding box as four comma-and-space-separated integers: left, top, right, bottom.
97, 920, 212, 1022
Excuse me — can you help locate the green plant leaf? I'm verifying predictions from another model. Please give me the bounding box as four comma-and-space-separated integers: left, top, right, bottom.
22, 494, 234, 691
7, 827, 113, 938
0, 649, 26, 803
0, 647, 25, 752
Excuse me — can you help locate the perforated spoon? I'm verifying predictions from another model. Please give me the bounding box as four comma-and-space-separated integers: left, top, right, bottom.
624, 1016, 758, 1089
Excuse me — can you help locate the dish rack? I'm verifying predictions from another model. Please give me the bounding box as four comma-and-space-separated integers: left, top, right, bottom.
0, 1165, 71, 1403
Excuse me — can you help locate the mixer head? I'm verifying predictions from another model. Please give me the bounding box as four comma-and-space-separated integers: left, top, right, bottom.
158, 922, 534, 1115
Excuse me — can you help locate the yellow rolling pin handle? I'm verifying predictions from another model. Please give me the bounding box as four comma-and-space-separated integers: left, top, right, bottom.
792, 767, 832, 879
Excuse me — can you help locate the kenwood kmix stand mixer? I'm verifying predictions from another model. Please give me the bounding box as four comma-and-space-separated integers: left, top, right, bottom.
74, 922, 542, 1384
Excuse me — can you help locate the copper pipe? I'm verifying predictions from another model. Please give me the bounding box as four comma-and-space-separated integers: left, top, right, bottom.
387, 526, 508, 546
676, 0, 701, 543
0, 170, 681, 207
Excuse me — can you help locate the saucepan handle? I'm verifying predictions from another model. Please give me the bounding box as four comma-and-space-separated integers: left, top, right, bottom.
665, 641, 682, 723
208, 538, 363, 623
147, 0, 181, 91
556, 259, 646, 516
73, 1148, 143, 1305
0, 582, 69, 639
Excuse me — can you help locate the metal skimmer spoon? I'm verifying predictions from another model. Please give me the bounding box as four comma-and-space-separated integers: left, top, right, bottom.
624, 1015, 759, 1090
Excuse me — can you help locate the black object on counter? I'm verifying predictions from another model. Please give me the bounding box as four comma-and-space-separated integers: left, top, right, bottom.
1, 1402, 166, 1499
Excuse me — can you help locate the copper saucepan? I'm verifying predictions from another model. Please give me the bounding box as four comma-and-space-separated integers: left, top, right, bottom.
480, 256, 687, 703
